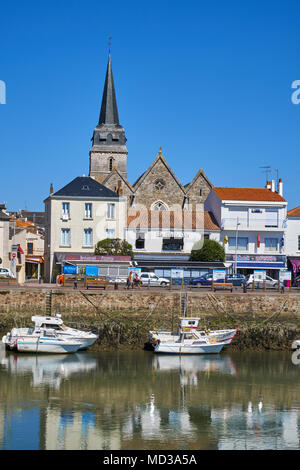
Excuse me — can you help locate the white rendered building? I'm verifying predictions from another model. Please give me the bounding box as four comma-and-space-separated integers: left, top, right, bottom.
44, 176, 126, 282
205, 180, 287, 278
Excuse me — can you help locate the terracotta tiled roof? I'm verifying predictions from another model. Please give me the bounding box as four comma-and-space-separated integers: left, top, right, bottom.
15, 220, 35, 227
127, 210, 220, 231
288, 206, 300, 217
204, 211, 220, 231
213, 187, 286, 202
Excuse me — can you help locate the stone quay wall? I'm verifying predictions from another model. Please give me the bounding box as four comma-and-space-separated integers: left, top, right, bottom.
1, 288, 300, 351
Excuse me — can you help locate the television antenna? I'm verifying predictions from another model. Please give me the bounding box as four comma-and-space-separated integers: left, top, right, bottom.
260, 166, 271, 183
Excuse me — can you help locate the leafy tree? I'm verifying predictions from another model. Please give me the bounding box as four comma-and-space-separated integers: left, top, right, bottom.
190, 239, 225, 262
94, 238, 134, 259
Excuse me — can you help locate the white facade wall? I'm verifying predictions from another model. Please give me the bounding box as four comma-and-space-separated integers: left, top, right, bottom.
0, 219, 9, 269
286, 217, 300, 257
45, 196, 126, 282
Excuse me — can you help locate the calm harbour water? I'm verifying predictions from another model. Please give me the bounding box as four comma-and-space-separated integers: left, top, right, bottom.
1, 343, 300, 450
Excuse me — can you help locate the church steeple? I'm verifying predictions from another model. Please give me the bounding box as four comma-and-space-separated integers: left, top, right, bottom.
89, 52, 128, 184
98, 53, 120, 126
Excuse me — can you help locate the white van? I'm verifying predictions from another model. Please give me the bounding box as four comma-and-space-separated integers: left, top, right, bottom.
140, 272, 170, 287
0, 268, 14, 278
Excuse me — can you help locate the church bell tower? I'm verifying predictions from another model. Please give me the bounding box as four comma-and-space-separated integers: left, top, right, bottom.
89, 52, 128, 183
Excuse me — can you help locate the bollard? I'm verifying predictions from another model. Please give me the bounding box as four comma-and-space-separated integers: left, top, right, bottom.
243, 283, 247, 293
74, 281, 78, 290
114, 282, 118, 290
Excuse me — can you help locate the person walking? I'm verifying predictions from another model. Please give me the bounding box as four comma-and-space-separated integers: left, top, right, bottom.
126, 271, 133, 290
133, 272, 141, 289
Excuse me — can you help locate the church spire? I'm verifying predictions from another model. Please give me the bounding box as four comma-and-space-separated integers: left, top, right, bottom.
98, 52, 120, 126
89, 50, 128, 184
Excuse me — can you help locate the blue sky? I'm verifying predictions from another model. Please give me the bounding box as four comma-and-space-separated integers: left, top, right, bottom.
1, 0, 300, 211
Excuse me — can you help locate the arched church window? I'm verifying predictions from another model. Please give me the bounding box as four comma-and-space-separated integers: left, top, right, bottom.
152, 201, 168, 211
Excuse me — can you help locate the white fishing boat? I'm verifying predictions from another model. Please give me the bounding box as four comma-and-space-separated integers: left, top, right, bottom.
151, 318, 229, 355
7, 329, 81, 354
2, 314, 98, 351
149, 318, 238, 350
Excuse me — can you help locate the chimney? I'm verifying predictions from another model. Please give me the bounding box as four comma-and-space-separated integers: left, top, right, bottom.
50, 183, 53, 196
266, 181, 272, 190
278, 178, 283, 196
118, 180, 123, 195
271, 180, 275, 192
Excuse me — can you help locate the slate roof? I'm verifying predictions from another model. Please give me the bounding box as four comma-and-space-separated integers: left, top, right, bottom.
213, 187, 286, 202
98, 53, 119, 126
53, 176, 119, 198
288, 206, 300, 217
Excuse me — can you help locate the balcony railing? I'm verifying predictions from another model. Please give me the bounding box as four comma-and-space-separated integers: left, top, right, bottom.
221, 217, 284, 230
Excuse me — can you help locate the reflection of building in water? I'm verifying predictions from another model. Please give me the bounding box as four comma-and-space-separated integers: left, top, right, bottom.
210, 405, 300, 450
44, 407, 121, 450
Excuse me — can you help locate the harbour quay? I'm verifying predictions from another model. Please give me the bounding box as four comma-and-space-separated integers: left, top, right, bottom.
1, 288, 300, 352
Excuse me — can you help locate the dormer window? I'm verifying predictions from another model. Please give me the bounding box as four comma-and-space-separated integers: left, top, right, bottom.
82, 185, 90, 191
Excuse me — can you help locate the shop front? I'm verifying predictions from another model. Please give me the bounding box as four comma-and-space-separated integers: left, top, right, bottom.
287, 257, 300, 281
226, 254, 286, 279
53, 252, 132, 280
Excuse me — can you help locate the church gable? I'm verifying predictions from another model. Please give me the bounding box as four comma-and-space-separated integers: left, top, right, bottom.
132, 149, 186, 209
102, 169, 134, 197
185, 169, 212, 206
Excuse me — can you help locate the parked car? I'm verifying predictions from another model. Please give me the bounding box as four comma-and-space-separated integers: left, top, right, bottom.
191, 272, 229, 286
0, 268, 14, 278
139, 272, 170, 286
225, 273, 246, 286
244, 274, 282, 288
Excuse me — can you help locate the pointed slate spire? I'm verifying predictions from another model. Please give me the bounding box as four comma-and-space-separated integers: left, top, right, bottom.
98, 53, 120, 126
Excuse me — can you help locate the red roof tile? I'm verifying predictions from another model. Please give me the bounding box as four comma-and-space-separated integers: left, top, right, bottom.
127, 210, 220, 231
213, 187, 286, 202
288, 206, 300, 217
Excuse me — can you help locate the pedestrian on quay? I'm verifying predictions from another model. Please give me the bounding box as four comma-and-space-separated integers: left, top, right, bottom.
126, 271, 133, 290
133, 272, 141, 289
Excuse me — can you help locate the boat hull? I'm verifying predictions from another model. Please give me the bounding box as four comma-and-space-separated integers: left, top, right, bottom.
16, 337, 81, 354
154, 342, 225, 354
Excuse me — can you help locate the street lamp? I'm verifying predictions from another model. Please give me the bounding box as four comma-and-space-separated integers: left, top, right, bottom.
235, 218, 241, 275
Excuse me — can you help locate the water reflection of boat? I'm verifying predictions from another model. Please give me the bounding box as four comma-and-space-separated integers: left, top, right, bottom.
0, 352, 97, 389
152, 354, 238, 377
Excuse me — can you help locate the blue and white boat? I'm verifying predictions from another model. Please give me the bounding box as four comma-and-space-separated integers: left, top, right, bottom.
3, 328, 82, 354
2, 314, 98, 352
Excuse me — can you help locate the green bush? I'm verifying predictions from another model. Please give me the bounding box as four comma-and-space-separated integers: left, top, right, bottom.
190, 239, 225, 262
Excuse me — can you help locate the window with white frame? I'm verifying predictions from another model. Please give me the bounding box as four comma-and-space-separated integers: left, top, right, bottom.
107, 203, 115, 219
85, 203, 92, 219
83, 228, 93, 246
61, 228, 70, 246
106, 229, 115, 239
62, 202, 70, 219
265, 238, 278, 252
228, 237, 249, 251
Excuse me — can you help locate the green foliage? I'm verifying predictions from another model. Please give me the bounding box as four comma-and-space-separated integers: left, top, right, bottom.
190, 238, 225, 262
94, 238, 134, 259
